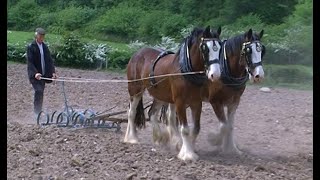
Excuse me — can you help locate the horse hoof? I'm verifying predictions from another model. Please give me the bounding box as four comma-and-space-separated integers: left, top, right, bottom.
177, 151, 199, 161
221, 146, 243, 155
207, 132, 222, 146
173, 140, 182, 151
124, 136, 139, 144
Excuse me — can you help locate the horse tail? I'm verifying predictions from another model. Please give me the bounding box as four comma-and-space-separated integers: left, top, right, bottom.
160, 104, 169, 125
134, 97, 146, 129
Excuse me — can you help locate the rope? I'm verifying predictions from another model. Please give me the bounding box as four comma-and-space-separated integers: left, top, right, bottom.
40, 71, 205, 83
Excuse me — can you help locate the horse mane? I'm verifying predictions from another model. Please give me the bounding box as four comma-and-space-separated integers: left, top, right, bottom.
175, 27, 209, 56
224, 32, 261, 56
224, 34, 245, 56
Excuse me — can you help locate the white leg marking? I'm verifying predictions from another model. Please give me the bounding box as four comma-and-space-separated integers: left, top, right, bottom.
124, 96, 140, 143
150, 102, 163, 145
166, 104, 181, 149
222, 104, 242, 155
177, 125, 199, 161
208, 122, 226, 146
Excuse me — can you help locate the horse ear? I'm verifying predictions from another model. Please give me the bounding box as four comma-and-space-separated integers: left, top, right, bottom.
245, 29, 253, 41
204, 25, 211, 37
217, 26, 222, 36
259, 30, 264, 39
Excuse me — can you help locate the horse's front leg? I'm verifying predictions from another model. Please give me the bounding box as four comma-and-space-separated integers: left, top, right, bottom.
176, 99, 199, 161
207, 102, 227, 148
166, 103, 181, 150
190, 102, 202, 151
223, 99, 242, 155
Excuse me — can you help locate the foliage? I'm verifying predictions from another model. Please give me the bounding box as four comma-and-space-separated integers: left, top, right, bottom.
7, 0, 312, 70
95, 3, 145, 39
107, 50, 133, 70
7, 43, 27, 63
55, 6, 96, 31
7, 0, 41, 30
52, 33, 110, 69
127, 40, 148, 52
154, 37, 180, 53
262, 64, 313, 89
138, 10, 188, 41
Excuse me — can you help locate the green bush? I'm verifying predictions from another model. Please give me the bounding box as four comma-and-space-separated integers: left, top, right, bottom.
7, 43, 27, 63
7, 0, 41, 31
55, 6, 96, 31
221, 13, 265, 39
36, 12, 58, 30
107, 50, 133, 70
138, 10, 187, 41
95, 4, 145, 39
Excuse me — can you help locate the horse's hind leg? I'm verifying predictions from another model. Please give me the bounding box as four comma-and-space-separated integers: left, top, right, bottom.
124, 95, 142, 143
223, 100, 242, 154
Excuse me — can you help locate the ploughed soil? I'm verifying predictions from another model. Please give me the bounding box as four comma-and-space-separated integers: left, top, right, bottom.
7, 63, 313, 179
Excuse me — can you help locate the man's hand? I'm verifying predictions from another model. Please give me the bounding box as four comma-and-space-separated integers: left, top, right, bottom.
52, 73, 58, 79
35, 73, 42, 80
52, 73, 58, 85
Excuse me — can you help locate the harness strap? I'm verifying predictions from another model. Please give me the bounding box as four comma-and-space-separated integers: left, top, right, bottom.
207, 59, 219, 66
149, 50, 175, 86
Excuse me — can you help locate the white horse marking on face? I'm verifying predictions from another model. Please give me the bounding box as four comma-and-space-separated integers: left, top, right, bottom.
206, 40, 221, 81
249, 42, 264, 82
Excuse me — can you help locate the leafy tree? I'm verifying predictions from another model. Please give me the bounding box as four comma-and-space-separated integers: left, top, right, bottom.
55, 6, 96, 31
95, 3, 146, 39
7, 0, 41, 30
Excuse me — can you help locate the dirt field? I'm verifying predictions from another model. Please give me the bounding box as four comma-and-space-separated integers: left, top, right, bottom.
7, 63, 313, 179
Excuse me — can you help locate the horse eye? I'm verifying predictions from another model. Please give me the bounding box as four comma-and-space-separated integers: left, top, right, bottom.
246, 47, 252, 53
201, 44, 207, 52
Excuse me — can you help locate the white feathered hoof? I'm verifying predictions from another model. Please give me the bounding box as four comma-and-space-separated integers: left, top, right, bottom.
177, 149, 199, 161
221, 145, 243, 155
124, 135, 139, 144
207, 132, 223, 146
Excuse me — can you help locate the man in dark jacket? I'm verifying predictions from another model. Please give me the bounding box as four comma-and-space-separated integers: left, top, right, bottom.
27, 27, 57, 115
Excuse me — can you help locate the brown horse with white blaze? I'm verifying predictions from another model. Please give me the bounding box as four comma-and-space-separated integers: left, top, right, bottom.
205, 29, 265, 154
124, 26, 222, 161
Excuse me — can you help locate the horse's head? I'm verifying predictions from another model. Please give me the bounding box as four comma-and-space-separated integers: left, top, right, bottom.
191, 26, 222, 81
241, 29, 265, 83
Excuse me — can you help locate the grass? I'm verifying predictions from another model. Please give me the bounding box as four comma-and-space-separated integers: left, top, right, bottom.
7, 30, 130, 51
257, 64, 313, 91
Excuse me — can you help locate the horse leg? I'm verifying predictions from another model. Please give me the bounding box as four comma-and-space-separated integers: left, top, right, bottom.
207, 102, 227, 148
148, 100, 169, 145
222, 100, 242, 154
166, 103, 181, 150
176, 101, 199, 161
124, 95, 142, 143
190, 102, 202, 151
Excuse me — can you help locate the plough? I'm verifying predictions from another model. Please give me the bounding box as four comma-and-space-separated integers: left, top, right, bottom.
36, 81, 141, 131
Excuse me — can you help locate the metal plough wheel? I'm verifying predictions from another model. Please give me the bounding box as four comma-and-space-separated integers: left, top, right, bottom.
37, 111, 50, 125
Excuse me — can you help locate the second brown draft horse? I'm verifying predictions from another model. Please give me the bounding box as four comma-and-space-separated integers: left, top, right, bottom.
125, 26, 222, 161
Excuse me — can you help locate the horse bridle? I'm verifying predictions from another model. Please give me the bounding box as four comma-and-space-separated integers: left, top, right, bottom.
241, 40, 265, 75
199, 37, 221, 70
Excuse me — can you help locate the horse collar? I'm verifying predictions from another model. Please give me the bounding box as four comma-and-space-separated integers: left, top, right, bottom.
179, 37, 208, 86
220, 40, 249, 89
